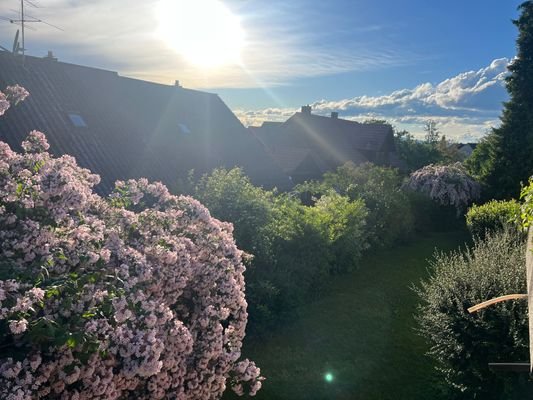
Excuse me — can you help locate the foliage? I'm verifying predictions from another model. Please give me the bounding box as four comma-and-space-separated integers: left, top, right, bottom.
300, 162, 414, 246
191, 168, 370, 333
466, 1, 533, 199
193, 168, 276, 265
0, 90, 262, 398
466, 199, 521, 237
303, 191, 368, 272
416, 230, 531, 399
404, 163, 481, 215
520, 177, 533, 229
394, 129, 462, 171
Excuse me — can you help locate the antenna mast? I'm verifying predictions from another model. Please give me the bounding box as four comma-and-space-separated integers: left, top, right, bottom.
2, 0, 64, 65
21, 0, 25, 63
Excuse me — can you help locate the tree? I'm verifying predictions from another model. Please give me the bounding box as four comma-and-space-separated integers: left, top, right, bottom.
437, 135, 465, 163
394, 129, 442, 171
467, 1, 533, 199
424, 119, 440, 145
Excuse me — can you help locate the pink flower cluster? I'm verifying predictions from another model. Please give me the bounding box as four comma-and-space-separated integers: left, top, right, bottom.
404, 162, 481, 215
0, 85, 29, 116
0, 88, 262, 399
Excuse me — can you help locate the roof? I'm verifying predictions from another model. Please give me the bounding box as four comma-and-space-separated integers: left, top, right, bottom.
0, 52, 291, 192
250, 111, 393, 176
289, 113, 392, 152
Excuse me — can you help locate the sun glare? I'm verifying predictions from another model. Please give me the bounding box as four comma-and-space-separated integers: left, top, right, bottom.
156, 0, 245, 68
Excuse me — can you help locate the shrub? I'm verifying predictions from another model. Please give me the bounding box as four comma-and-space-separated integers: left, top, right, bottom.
192, 168, 283, 332
404, 163, 481, 216
193, 168, 276, 265
466, 200, 521, 237
416, 230, 531, 399
300, 162, 414, 246
268, 195, 334, 305
0, 93, 261, 398
303, 191, 368, 273
191, 169, 369, 333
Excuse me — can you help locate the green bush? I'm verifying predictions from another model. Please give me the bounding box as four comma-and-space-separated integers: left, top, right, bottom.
416, 230, 532, 399
299, 162, 414, 246
191, 168, 369, 334
268, 195, 334, 304
466, 200, 521, 237
303, 191, 368, 273
406, 191, 461, 232
193, 168, 276, 262
192, 168, 281, 332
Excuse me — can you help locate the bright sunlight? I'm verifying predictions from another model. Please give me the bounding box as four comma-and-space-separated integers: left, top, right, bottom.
156, 0, 245, 68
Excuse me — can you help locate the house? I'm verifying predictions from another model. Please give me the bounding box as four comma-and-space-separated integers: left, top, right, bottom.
456, 143, 477, 158
0, 51, 291, 193
249, 106, 402, 183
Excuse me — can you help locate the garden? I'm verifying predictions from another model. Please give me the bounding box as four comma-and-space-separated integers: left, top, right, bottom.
2, 2, 533, 398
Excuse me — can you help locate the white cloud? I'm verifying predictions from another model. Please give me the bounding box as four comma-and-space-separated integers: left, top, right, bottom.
0, 0, 418, 88
235, 58, 510, 142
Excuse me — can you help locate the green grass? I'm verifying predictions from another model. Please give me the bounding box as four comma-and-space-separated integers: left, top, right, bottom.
224, 230, 471, 400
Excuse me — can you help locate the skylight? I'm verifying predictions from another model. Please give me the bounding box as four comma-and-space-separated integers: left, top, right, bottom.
178, 123, 191, 135
68, 113, 87, 128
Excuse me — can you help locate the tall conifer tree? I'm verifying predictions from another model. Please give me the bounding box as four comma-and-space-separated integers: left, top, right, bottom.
468, 1, 533, 198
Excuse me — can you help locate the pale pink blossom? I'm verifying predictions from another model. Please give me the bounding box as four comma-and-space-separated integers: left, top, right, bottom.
0, 118, 262, 398
9, 319, 28, 334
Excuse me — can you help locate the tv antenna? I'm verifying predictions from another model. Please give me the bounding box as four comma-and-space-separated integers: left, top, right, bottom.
0, 0, 63, 65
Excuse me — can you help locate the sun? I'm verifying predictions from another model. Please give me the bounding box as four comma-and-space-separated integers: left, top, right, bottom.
156, 0, 245, 68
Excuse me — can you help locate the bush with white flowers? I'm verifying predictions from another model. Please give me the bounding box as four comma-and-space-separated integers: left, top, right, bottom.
0, 86, 262, 399
403, 163, 481, 215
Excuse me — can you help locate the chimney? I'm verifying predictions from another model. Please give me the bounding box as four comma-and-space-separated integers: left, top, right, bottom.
44, 50, 57, 61
174, 80, 182, 87
301, 105, 312, 115
331, 112, 339, 119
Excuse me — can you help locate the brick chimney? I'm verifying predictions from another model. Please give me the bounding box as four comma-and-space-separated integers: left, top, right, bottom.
301, 105, 312, 115
331, 112, 339, 119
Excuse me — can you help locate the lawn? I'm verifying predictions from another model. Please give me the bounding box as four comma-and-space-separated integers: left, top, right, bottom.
224, 230, 471, 400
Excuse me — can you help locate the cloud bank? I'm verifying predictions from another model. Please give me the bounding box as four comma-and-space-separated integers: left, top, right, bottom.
236, 58, 510, 142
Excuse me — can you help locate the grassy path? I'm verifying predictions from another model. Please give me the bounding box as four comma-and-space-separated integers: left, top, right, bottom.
225, 231, 470, 400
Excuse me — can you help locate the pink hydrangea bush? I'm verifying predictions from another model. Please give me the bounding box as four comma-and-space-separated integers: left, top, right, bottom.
403, 162, 481, 215
0, 87, 262, 399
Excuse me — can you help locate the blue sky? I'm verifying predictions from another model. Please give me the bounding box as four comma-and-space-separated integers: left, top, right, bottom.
0, 0, 525, 140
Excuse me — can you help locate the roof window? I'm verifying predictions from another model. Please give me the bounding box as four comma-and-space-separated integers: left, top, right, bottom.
68, 113, 87, 128
178, 123, 191, 135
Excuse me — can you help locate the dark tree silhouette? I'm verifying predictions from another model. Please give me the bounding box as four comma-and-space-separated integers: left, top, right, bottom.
468, 1, 533, 199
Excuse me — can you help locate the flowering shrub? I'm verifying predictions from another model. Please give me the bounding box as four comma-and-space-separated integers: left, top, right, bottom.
0, 87, 262, 399
403, 163, 481, 215
0, 84, 29, 116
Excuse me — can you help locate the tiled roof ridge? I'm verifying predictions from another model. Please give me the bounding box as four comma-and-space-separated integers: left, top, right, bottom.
0, 51, 219, 97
